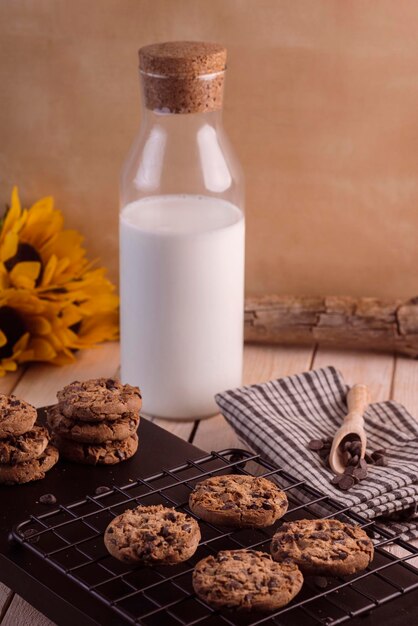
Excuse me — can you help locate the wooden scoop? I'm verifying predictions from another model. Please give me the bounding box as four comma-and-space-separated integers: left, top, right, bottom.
329, 384, 370, 475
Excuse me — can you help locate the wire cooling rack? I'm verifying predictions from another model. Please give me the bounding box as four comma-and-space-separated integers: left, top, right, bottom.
12, 449, 418, 626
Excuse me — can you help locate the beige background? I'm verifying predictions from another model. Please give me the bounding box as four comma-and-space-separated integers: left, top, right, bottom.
0, 0, 417, 298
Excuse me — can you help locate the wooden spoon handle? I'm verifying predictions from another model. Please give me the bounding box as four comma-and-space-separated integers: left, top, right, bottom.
346, 384, 370, 417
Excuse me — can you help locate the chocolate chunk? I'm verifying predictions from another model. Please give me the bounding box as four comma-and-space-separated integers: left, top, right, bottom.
353, 467, 368, 480
39, 493, 57, 505
338, 475, 355, 491
311, 532, 329, 540
228, 580, 240, 590
342, 450, 352, 465
318, 447, 329, 459
95, 485, 111, 495
308, 439, 324, 451
375, 456, 388, 467
160, 525, 171, 538
344, 465, 356, 476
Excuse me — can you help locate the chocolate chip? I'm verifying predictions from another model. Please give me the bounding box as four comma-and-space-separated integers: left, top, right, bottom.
143, 532, 155, 542
331, 474, 342, 485
313, 576, 328, 588
342, 450, 352, 465
105, 379, 117, 390
308, 439, 324, 451
311, 532, 329, 540
228, 580, 240, 590
39, 493, 57, 505
338, 475, 355, 491
353, 467, 368, 480
182, 523, 192, 531
160, 525, 171, 538
221, 502, 235, 510
95, 486, 110, 495
262, 502, 273, 510
165, 512, 176, 522
349, 454, 359, 466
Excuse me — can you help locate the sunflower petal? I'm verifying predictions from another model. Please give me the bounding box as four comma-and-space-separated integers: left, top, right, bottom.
9, 261, 41, 289
0, 231, 19, 262
1, 186, 22, 240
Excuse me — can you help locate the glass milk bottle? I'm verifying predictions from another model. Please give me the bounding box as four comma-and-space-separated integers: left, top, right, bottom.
120, 41, 245, 419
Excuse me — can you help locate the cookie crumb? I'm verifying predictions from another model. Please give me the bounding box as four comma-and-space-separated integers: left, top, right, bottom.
39, 493, 57, 505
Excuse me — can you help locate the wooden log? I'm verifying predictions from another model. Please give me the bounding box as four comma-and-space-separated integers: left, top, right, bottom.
244, 295, 418, 358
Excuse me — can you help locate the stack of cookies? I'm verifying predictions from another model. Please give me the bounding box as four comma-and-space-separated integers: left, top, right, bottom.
48, 378, 141, 465
0, 394, 58, 485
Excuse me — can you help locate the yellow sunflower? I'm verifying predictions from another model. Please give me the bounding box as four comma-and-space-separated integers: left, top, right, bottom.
0, 187, 119, 373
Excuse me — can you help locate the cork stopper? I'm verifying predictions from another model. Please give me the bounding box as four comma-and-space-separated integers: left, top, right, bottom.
138, 41, 227, 114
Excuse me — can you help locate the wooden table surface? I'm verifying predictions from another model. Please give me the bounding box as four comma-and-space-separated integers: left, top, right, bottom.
0, 341, 417, 625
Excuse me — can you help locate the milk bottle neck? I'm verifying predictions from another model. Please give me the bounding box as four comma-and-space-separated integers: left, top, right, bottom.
140, 108, 224, 135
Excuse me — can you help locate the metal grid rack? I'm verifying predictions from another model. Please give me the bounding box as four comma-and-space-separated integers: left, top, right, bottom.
12, 449, 418, 626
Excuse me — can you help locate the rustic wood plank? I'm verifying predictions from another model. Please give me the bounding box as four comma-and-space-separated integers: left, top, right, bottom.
312, 348, 395, 401
192, 345, 315, 452
12, 342, 120, 407
391, 355, 418, 417
2, 595, 54, 626
0, 583, 13, 622
0, 368, 26, 396
244, 294, 418, 357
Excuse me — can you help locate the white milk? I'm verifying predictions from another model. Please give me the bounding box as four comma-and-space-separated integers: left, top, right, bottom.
120, 194, 245, 419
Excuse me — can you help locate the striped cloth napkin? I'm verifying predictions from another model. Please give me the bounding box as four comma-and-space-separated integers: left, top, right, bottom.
215, 366, 418, 540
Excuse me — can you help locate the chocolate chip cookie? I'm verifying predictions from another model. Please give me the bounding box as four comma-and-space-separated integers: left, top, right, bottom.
57, 378, 141, 421
0, 425, 49, 465
53, 432, 138, 465
271, 518, 374, 576
189, 475, 288, 527
104, 504, 201, 565
47, 405, 139, 443
0, 394, 37, 438
193, 549, 303, 611
0, 444, 59, 485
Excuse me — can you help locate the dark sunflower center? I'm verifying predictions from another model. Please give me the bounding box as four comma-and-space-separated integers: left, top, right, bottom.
4, 242, 43, 285
0, 306, 26, 359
